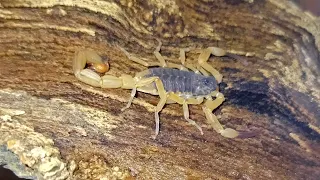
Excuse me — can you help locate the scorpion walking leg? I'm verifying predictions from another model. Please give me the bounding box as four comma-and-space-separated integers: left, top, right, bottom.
121, 76, 160, 111
197, 47, 226, 83
154, 40, 191, 71
182, 102, 203, 135
177, 47, 199, 72
118, 46, 159, 67
153, 78, 167, 139
203, 92, 239, 138
178, 47, 211, 75
119, 44, 174, 69
179, 47, 193, 65
119, 75, 168, 139
154, 40, 189, 71
119, 42, 190, 71
167, 93, 204, 134
119, 40, 166, 67
153, 39, 167, 67
121, 87, 137, 111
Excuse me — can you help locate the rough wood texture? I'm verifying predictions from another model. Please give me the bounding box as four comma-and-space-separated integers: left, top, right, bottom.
0, 0, 319, 179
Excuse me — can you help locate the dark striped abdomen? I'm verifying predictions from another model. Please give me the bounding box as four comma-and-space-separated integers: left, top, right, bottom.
146, 67, 217, 96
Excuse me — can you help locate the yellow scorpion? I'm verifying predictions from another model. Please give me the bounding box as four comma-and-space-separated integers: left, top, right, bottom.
73, 41, 239, 139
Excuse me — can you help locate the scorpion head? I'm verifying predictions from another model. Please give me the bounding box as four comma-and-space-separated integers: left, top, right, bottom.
193, 76, 218, 96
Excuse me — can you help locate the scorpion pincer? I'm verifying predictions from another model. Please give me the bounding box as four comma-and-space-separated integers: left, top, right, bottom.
73, 41, 239, 139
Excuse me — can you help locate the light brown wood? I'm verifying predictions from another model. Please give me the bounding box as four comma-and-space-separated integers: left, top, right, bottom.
0, 0, 319, 179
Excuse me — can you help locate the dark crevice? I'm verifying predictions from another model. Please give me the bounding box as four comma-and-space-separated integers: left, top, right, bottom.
0, 166, 30, 180
222, 80, 320, 140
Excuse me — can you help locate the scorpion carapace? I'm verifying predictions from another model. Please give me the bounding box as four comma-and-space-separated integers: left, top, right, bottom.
146, 67, 218, 97
73, 40, 239, 139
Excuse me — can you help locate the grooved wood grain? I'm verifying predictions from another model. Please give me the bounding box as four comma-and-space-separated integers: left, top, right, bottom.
0, 0, 319, 179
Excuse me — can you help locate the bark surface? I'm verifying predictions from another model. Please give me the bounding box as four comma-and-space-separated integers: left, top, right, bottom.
0, 0, 319, 179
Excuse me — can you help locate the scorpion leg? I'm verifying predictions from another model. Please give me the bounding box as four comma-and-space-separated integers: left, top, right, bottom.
177, 47, 200, 72
119, 44, 188, 70
118, 46, 159, 67
179, 47, 193, 65
197, 66, 210, 76
183, 102, 204, 135
167, 93, 204, 135
178, 47, 211, 75
118, 40, 167, 67
153, 39, 167, 67
121, 76, 160, 111
197, 47, 226, 83
121, 87, 137, 111
118, 76, 168, 139
153, 78, 167, 139
203, 91, 239, 138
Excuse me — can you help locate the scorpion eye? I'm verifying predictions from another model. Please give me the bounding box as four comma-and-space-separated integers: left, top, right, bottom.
203, 79, 211, 85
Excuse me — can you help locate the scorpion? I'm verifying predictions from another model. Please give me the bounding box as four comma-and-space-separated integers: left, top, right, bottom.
73, 41, 239, 139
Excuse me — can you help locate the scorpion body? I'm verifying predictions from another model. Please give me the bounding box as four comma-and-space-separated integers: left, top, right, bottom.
73, 41, 240, 139
146, 67, 218, 97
